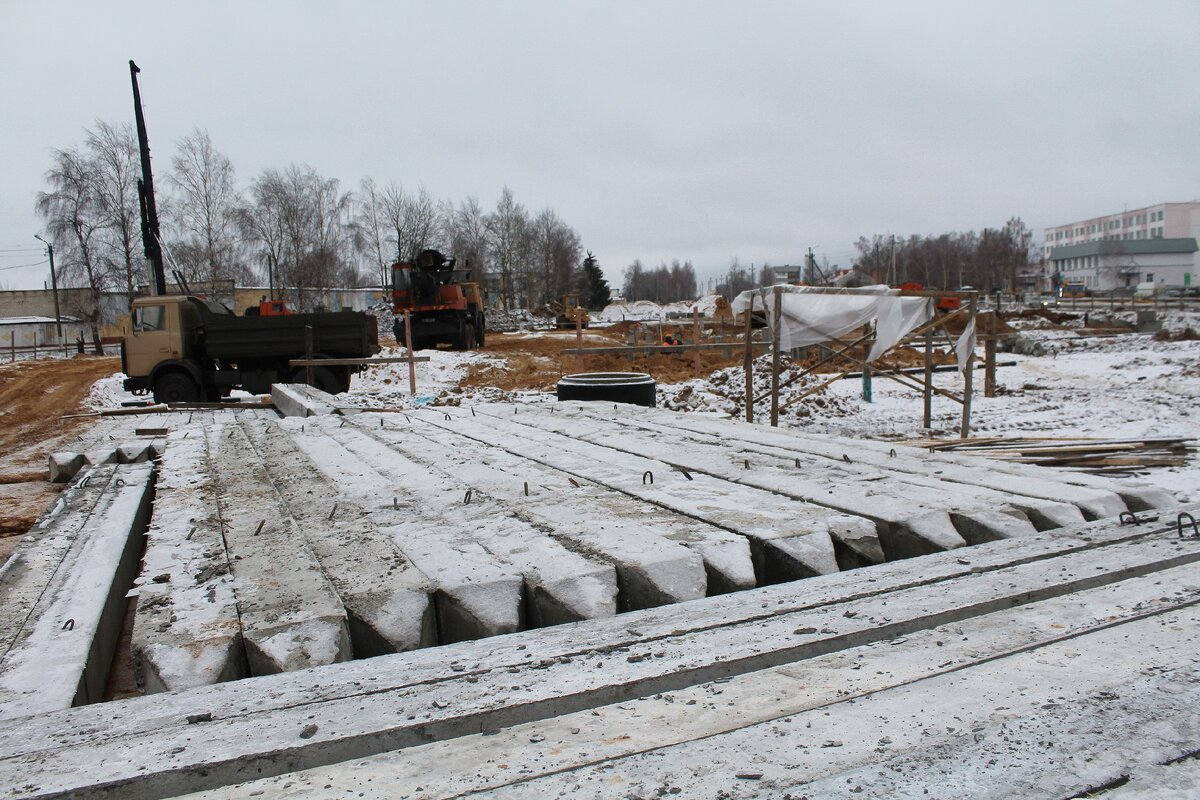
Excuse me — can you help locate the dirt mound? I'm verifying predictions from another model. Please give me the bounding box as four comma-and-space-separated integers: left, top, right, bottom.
0, 355, 121, 560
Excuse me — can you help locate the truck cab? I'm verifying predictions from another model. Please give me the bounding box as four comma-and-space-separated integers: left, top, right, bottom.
123, 296, 204, 399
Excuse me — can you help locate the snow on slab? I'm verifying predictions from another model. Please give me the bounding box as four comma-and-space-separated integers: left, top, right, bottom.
7, 518, 1198, 800
179, 564, 1200, 800
205, 420, 352, 674
132, 427, 245, 694
556, 403, 1087, 536
264, 416, 523, 642
452, 597, 1200, 799
339, 414, 750, 598
277, 414, 616, 625
234, 414, 438, 655
0, 466, 121, 656
620, 407, 1131, 521
1, 507, 1190, 798
0, 463, 152, 719
271, 383, 336, 417
462, 404, 930, 566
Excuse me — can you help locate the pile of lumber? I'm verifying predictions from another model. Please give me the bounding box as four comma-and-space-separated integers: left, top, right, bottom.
916, 435, 1196, 473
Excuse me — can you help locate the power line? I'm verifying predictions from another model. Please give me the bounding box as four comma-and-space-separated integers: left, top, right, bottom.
0, 260, 49, 271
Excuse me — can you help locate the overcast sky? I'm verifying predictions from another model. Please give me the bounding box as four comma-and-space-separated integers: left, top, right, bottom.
3, 1, 1199, 292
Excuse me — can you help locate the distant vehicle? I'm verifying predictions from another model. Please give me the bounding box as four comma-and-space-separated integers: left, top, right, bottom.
1060, 283, 1088, 298
244, 297, 294, 316
894, 282, 961, 311
555, 292, 590, 329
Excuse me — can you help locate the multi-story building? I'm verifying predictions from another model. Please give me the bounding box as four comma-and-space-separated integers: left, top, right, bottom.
1043, 202, 1200, 292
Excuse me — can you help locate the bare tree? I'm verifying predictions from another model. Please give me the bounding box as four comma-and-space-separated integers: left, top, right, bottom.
353, 177, 393, 288
382, 183, 440, 263
86, 120, 143, 300
35, 147, 109, 352
529, 208, 582, 306
168, 129, 245, 288
239, 169, 288, 294
485, 187, 530, 311
442, 196, 488, 281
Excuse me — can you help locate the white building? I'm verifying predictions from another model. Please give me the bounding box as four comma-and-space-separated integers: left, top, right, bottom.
1044, 202, 1200, 292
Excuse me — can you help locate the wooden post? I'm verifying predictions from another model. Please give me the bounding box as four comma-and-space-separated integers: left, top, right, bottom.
575, 309, 584, 374
404, 312, 416, 396
303, 326, 314, 386
960, 294, 978, 438
923, 326, 933, 428
770, 286, 782, 428
742, 303, 754, 423
692, 306, 702, 378
984, 312, 997, 398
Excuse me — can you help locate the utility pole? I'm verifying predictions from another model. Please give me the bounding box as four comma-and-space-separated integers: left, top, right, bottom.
130, 60, 167, 296
34, 235, 62, 340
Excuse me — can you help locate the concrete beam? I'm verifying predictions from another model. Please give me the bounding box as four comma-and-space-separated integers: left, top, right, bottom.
0, 464, 153, 719
131, 427, 245, 694
175, 564, 1200, 799
275, 415, 608, 631
428, 407, 873, 579
349, 415, 755, 595
205, 420, 351, 675
578, 403, 1135, 521
271, 383, 336, 418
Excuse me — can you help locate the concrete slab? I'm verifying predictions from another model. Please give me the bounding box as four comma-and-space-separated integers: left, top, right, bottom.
175, 564, 1200, 799
244, 415, 516, 647
274, 414, 614, 628
322, 417, 710, 609
0, 464, 153, 719
204, 420, 352, 675
0, 466, 121, 656
271, 383, 336, 417
0, 514, 1195, 798
46, 451, 85, 483
430, 407, 872, 579
578, 403, 1134, 520
131, 427, 246, 694
466, 405, 958, 563
347, 415, 755, 595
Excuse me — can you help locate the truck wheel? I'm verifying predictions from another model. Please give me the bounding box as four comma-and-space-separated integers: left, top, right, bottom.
153, 372, 199, 404
476, 316, 486, 347
451, 319, 468, 350
291, 366, 342, 395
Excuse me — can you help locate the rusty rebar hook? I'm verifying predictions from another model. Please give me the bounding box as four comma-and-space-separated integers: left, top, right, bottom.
642, 471, 653, 485
1178, 511, 1199, 539
1119, 511, 1141, 526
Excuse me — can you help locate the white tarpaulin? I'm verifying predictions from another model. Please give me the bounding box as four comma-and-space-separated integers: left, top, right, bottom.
731, 285, 976, 372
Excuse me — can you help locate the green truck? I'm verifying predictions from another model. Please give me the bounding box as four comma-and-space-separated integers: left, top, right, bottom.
121, 295, 380, 402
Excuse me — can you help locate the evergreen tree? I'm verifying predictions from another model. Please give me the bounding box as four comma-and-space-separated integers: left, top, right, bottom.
581, 250, 611, 308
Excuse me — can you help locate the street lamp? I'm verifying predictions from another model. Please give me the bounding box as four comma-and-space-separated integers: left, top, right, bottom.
33, 235, 63, 340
